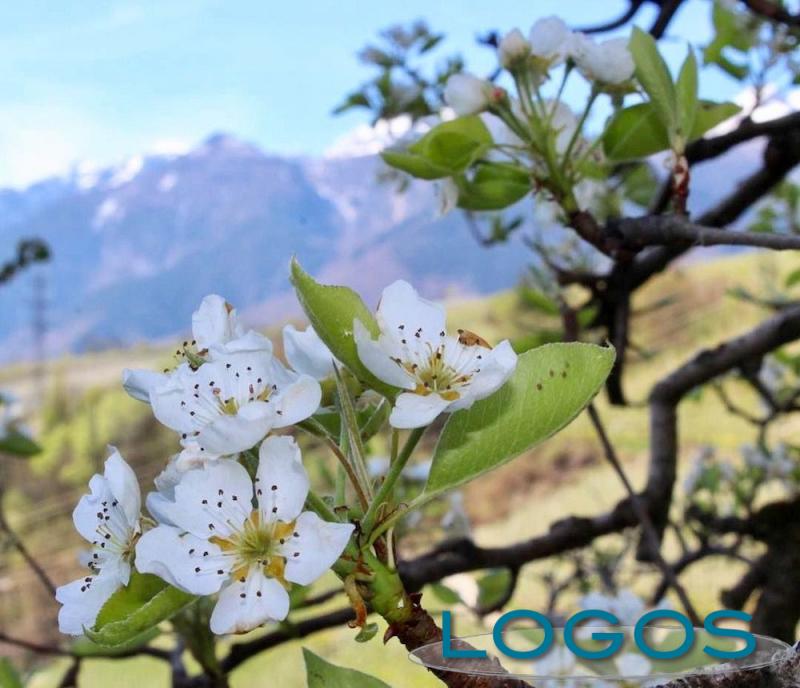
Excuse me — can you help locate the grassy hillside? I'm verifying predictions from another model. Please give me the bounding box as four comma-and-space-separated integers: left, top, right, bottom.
4, 249, 799, 687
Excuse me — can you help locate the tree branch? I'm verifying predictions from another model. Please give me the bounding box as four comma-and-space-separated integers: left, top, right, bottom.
642, 305, 800, 556
742, 0, 800, 25
613, 215, 800, 251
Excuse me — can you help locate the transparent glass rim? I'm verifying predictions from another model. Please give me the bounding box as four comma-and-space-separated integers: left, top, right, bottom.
408, 625, 793, 680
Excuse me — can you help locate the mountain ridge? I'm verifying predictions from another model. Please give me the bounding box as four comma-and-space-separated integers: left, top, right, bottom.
0, 132, 533, 362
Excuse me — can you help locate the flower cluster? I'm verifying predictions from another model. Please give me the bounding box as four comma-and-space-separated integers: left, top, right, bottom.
446, 16, 634, 118
58, 295, 352, 636
56, 282, 518, 637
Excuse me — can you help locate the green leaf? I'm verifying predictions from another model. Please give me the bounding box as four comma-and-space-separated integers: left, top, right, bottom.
354, 622, 380, 643
690, 100, 741, 139
380, 150, 451, 180
71, 627, 161, 657
603, 99, 740, 161
382, 116, 492, 179
430, 582, 462, 605
456, 162, 530, 211
675, 49, 699, 143
290, 259, 398, 399
786, 268, 800, 288
0, 659, 22, 688
303, 649, 393, 688
603, 103, 670, 161
0, 430, 41, 457
519, 286, 560, 316
87, 572, 196, 647
423, 343, 615, 497
476, 569, 514, 611
629, 27, 677, 134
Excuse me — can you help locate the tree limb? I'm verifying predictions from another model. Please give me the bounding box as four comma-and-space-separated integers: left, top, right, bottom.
613, 215, 800, 251
642, 305, 800, 557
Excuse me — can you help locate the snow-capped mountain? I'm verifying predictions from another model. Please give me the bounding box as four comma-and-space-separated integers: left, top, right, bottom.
0, 133, 534, 361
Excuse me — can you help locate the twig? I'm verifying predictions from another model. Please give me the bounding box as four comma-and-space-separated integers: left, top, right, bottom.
0, 506, 56, 596
586, 403, 702, 625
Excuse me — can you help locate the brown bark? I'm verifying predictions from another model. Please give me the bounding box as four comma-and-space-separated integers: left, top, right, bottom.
387, 600, 531, 688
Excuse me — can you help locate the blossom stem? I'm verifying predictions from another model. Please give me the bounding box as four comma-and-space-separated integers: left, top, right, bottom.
361, 427, 425, 538
335, 465, 347, 507
562, 88, 598, 169
325, 437, 370, 510
304, 489, 339, 524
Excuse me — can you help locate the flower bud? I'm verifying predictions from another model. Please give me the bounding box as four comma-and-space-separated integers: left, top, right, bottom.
498, 28, 531, 69
443, 73, 493, 116
571, 34, 635, 86
529, 16, 573, 66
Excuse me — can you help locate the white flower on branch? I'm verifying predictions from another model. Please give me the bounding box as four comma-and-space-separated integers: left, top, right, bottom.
150, 331, 320, 458
192, 294, 245, 351
135, 437, 353, 634
123, 294, 243, 403
282, 324, 338, 381
56, 449, 141, 635
125, 295, 321, 459
570, 34, 635, 86
443, 73, 494, 116
354, 280, 517, 428
616, 651, 653, 678
529, 16, 574, 66
579, 589, 646, 625
498, 28, 531, 69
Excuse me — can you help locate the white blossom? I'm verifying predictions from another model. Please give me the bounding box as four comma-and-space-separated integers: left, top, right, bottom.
56, 450, 141, 635
192, 294, 245, 351
498, 28, 531, 69
139, 329, 321, 460
533, 645, 577, 687
123, 294, 244, 403
354, 281, 517, 428
570, 34, 635, 86
580, 589, 646, 625
444, 73, 494, 116
135, 437, 353, 634
282, 324, 338, 381
616, 652, 653, 677
529, 16, 574, 66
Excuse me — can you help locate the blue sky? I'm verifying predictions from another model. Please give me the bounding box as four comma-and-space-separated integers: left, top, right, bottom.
0, 0, 739, 187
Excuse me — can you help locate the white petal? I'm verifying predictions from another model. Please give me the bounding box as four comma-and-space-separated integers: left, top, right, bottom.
449, 339, 517, 410
72, 474, 112, 543
122, 369, 168, 403
195, 401, 276, 455
146, 491, 179, 527
389, 392, 450, 429
281, 511, 354, 586
135, 525, 228, 595
443, 73, 491, 116
209, 571, 290, 634
149, 364, 202, 435
167, 460, 253, 538
56, 573, 121, 636
354, 319, 415, 389
103, 449, 141, 527
256, 436, 309, 523
282, 324, 336, 380
616, 653, 651, 677
208, 330, 273, 357
530, 16, 572, 63
377, 280, 446, 341
192, 294, 244, 350
272, 374, 322, 428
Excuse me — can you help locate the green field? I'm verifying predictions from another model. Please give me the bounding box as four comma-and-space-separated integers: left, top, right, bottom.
4, 250, 799, 687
